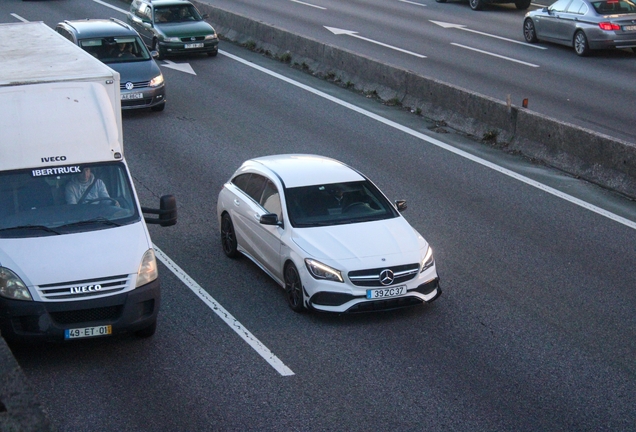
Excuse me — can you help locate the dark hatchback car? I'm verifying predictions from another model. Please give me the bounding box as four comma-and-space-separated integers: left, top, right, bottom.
127, 0, 219, 59
56, 18, 166, 112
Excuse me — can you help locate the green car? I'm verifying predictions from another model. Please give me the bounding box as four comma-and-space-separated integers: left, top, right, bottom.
127, 0, 219, 59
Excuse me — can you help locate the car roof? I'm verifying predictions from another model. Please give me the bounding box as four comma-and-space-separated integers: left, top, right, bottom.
59, 19, 138, 39
247, 154, 365, 188
145, 0, 194, 6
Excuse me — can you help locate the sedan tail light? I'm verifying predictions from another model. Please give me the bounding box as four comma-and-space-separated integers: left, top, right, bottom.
599, 22, 621, 31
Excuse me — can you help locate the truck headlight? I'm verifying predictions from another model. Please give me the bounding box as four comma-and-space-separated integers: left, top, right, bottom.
149, 74, 164, 87
305, 259, 343, 283
0, 267, 32, 301
420, 246, 434, 273
136, 249, 158, 288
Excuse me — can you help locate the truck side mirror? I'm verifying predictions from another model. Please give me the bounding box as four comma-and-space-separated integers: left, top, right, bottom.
142, 194, 177, 226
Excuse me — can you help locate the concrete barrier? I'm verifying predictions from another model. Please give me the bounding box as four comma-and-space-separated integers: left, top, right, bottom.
192, 0, 636, 199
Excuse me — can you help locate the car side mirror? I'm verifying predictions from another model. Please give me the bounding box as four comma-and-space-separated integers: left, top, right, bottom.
201, 13, 209, 19
142, 21, 153, 29
150, 50, 159, 59
395, 200, 407, 212
142, 194, 177, 226
260, 213, 282, 227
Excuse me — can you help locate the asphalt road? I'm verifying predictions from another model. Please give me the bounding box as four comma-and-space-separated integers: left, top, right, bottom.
203, 0, 636, 144
3, 0, 636, 430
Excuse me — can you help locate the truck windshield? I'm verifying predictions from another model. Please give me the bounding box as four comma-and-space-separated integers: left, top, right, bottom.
0, 162, 140, 238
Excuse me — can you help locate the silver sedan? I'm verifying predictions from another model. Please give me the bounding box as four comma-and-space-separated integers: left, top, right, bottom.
523, 0, 636, 56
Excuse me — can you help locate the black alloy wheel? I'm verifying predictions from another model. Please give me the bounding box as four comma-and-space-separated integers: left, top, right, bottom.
284, 263, 306, 313
221, 213, 240, 258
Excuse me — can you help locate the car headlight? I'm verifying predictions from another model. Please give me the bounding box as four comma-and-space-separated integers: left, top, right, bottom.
136, 249, 158, 288
420, 246, 434, 273
305, 259, 343, 283
149, 74, 164, 87
204, 33, 217, 40
0, 267, 32, 301
164, 37, 181, 43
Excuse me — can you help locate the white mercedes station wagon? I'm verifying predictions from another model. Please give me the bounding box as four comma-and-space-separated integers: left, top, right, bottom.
216, 154, 441, 313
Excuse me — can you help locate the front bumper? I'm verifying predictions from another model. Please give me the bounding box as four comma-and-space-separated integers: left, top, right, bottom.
120, 84, 166, 110
159, 39, 219, 57
0, 278, 160, 342
308, 276, 441, 313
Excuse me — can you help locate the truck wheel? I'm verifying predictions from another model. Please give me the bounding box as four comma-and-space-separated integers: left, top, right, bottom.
469, 0, 484, 10
515, 0, 531, 9
135, 320, 156, 338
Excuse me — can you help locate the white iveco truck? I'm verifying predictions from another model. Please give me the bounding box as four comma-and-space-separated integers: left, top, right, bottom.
0, 22, 176, 342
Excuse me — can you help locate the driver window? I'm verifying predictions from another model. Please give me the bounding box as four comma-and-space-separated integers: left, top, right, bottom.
260, 180, 282, 222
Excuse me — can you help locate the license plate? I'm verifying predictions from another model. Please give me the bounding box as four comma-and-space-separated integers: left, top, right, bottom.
184, 42, 204, 49
65, 325, 112, 339
366, 285, 406, 299
121, 92, 143, 100
623, 25, 636, 31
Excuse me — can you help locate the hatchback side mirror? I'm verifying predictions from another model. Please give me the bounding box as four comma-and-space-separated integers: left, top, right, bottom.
395, 200, 407, 212
260, 213, 282, 227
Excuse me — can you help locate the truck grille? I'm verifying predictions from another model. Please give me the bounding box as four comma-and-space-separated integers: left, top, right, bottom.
348, 264, 419, 287
36, 275, 131, 301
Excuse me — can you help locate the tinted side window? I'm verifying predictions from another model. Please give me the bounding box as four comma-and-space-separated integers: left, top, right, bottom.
56, 27, 75, 43
566, 0, 585, 13
260, 180, 282, 220
243, 175, 268, 203
231, 173, 251, 193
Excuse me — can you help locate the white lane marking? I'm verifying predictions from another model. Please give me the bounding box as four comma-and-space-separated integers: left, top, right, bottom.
92, 0, 127, 13
161, 59, 197, 75
431, 20, 547, 49
154, 246, 295, 377
219, 49, 636, 231
10, 13, 28, 22
291, 0, 327, 9
452, 43, 540, 67
324, 26, 427, 58
399, 0, 427, 6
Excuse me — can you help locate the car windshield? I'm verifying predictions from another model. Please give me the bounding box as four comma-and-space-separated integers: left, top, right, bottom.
0, 162, 140, 238
79, 36, 151, 63
154, 5, 202, 23
591, 0, 636, 13
285, 181, 399, 228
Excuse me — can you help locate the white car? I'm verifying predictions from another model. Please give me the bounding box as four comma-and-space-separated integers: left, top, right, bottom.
216, 154, 441, 313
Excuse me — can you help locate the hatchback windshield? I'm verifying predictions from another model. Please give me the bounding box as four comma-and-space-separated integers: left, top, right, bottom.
79, 36, 151, 63
0, 162, 139, 238
285, 181, 399, 228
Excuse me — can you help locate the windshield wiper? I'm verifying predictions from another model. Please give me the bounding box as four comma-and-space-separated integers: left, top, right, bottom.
59, 217, 122, 228
0, 225, 60, 235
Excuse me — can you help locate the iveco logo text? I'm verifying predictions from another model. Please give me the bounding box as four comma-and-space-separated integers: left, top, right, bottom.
125, 82, 134, 90
379, 269, 394, 286
41, 156, 67, 163
70, 284, 102, 294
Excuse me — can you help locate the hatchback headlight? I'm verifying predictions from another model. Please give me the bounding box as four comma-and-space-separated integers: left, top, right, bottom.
149, 74, 164, 87
136, 249, 158, 288
0, 267, 32, 301
420, 246, 434, 273
204, 33, 217, 40
164, 36, 181, 43
305, 259, 343, 283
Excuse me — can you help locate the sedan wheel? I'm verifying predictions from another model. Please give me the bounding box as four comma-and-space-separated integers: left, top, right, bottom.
469, 0, 484, 10
574, 31, 590, 56
523, 18, 538, 43
221, 213, 240, 258
284, 263, 306, 313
